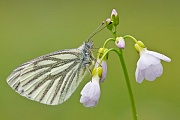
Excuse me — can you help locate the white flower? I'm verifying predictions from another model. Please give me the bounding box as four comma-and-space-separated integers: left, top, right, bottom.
136, 48, 171, 83
80, 74, 100, 107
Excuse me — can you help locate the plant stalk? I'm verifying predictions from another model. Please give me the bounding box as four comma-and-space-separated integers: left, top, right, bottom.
118, 49, 138, 120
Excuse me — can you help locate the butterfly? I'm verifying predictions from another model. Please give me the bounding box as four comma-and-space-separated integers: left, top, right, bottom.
6, 40, 95, 105
7, 41, 94, 105
6, 21, 109, 105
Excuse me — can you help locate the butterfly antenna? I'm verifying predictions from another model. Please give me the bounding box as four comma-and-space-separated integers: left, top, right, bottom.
87, 21, 112, 41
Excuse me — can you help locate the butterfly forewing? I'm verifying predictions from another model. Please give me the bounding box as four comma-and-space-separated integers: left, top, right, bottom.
7, 42, 94, 105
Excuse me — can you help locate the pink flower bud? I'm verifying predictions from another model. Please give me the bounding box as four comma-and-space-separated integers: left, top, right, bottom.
111, 9, 118, 16
111, 9, 119, 26
116, 37, 125, 49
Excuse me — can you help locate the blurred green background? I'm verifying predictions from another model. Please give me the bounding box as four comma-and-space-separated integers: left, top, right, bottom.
0, 0, 179, 120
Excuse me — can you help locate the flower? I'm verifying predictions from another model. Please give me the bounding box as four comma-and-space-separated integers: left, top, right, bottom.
95, 48, 108, 82
95, 60, 107, 82
135, 48, 171, 83
116, 37, 125, 49
80, 67, 102, 107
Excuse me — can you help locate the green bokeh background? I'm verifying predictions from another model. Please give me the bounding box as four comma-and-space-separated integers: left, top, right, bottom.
0, 0, 179, 120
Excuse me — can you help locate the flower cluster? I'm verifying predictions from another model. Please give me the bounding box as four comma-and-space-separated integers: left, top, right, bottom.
80, 9, 171, 109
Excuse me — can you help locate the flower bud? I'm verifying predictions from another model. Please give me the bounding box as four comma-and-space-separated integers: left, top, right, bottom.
92, 67, 103, 78
135, 41, 146, 53
137, 41, 145, 48
97, 48, 108, 60
111, 9, 119, 26
134, 44, 140, 53
106, 18, 113, 31
116, 37, 125, 49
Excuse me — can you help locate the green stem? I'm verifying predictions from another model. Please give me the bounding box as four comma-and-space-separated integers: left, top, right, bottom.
103, 38, 115, 48
118, 49, 138, 120
98, 45, 138, 120
123, 35, 138, 43
98, 48, 120, 67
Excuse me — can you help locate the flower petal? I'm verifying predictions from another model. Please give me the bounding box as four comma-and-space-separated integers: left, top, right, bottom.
80, 82, 92, 96
135, 67, 144, 83
95, 60, 107, 82
146, 50, 171, 62
80, 96, 89, 103
142, 63, 163, 81
80, 75, 100, 107
100, 61, 107, 82
137, 53, 160, 70
82, 99, 98, 107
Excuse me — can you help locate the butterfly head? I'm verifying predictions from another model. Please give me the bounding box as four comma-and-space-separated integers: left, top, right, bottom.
85, 41, 94, 50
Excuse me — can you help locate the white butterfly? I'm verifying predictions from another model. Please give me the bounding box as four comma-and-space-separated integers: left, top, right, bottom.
6, 41, 94, 105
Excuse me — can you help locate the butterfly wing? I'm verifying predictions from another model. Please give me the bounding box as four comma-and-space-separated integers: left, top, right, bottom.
7, 48, 93, 105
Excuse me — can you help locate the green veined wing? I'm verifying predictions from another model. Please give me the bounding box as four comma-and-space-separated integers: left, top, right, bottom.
6, 42, 94, 105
